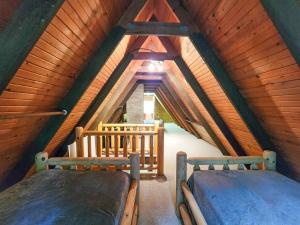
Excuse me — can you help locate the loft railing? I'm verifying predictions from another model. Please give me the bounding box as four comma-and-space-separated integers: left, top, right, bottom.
73, 123, 164, 176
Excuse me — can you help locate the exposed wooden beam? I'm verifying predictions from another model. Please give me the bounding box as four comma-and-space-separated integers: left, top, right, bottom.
163, 72, 229, 155
261, 0, 300, 66
159, 82, 200, 136
75, 53, 134, 129
125, 22, 192, 36
174, 56, 246, 156
135, 74, 163, 80
106, 82, 138, 123
157, 36, 229, 154
155, 90, 181, 126
1, 26, 127, 189
166, 0, 199, 32
99, 78, 138, 124
118, 0, 148, 26
133, 52, 176, 60
157, 87, 189, 130
57, 53, 134, 153
189, 33, 275, 151
154, 94, 174, 122
0, 0, 64, 94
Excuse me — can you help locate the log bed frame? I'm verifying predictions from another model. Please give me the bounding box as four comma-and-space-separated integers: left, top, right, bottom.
176, 150, 277, 225
35, 152, 140, 225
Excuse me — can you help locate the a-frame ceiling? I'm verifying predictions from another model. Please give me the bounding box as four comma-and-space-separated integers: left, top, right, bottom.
0, 0, 299, 189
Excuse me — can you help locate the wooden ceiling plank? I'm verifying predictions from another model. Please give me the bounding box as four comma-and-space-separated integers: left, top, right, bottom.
1, 26, 127, 190
174, 56, 246, 156
0, 0, 64, 94
164, 70, 229, 155
261, 0, 300, 67
189, 33, 275, 151
165, 0, 274, 153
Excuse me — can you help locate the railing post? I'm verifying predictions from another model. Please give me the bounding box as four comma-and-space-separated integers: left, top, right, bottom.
130, 152, 140, 205
176, 151, 187, 216
157, 127, 164, 176
75, 127, 84, 157
35, 152, 48, 172
154, 123, 159, 155
263, 150, 276, 171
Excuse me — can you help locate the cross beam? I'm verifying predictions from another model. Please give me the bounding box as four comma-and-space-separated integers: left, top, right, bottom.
133, 52, 176, 61
124, 22, 193, 36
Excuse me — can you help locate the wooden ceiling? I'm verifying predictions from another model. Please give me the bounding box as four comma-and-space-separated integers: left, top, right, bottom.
0, 0, 299, 189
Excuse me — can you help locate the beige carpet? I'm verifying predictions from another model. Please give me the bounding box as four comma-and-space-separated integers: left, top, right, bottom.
138, 123, 222, 224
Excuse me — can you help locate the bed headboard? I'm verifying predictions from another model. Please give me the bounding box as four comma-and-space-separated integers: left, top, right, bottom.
176, 150, 276, 218
35, 152, 140, 183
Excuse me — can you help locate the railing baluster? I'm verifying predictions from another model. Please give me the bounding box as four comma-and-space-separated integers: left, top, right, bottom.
157, 127, 164, 176
132, 135, 136, 152
110, 127, 114, 152
150, 135, 154, 170
141, 135, 145, 168
96, 136, 102, 157
114, 134, 118, 157
105, 135, 110, 157
87, 135, 92, 157
123, 135, 128, 157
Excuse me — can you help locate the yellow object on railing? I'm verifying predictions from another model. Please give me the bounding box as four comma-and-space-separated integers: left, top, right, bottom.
74, 123, 164, 176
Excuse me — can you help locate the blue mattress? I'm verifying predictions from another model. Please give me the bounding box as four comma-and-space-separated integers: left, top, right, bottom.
0, 170, 131, 225
188, 170, 300, 225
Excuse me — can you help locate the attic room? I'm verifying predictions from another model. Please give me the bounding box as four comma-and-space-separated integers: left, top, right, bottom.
0, 0, 300, 224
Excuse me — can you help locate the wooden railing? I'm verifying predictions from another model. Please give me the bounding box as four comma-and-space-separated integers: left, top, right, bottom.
74, 123, 164, 176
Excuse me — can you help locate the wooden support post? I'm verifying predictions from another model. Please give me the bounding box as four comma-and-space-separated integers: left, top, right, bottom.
176, 151, 187, 216
130, 152, 140, 205
157, 127, 164, 176
0, 0, 64, 94
75, 127, 84, 157
35, 152, 48, 172
263, 150, 276, 171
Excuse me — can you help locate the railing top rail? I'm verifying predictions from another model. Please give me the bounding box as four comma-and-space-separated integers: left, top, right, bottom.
84, 131, 158, 136
47, 157, 130, 167
187, 156, 264, 166
100, 123, 157, 127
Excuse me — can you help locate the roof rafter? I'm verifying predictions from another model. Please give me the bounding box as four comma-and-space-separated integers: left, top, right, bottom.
0, 0, 64, 94
261, 0, 300, 66
1, 0, 149, 189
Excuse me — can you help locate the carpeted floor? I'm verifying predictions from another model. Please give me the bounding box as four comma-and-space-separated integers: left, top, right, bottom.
138, 123, 223, 225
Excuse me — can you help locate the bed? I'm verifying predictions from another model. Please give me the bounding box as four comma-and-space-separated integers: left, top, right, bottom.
176, 150, 300, 225
0, 152, 140, 225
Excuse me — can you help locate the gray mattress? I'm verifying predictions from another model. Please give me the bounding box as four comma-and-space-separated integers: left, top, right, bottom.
0, 170, 131, 225
188, 170, 300, 225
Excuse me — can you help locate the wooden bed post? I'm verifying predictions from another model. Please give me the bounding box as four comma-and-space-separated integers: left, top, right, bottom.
35, 152, 48, 172
263, 150, 276, 171
176, 151, 187, 216
130, 152, 140, 203
157, 127, 164, 176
